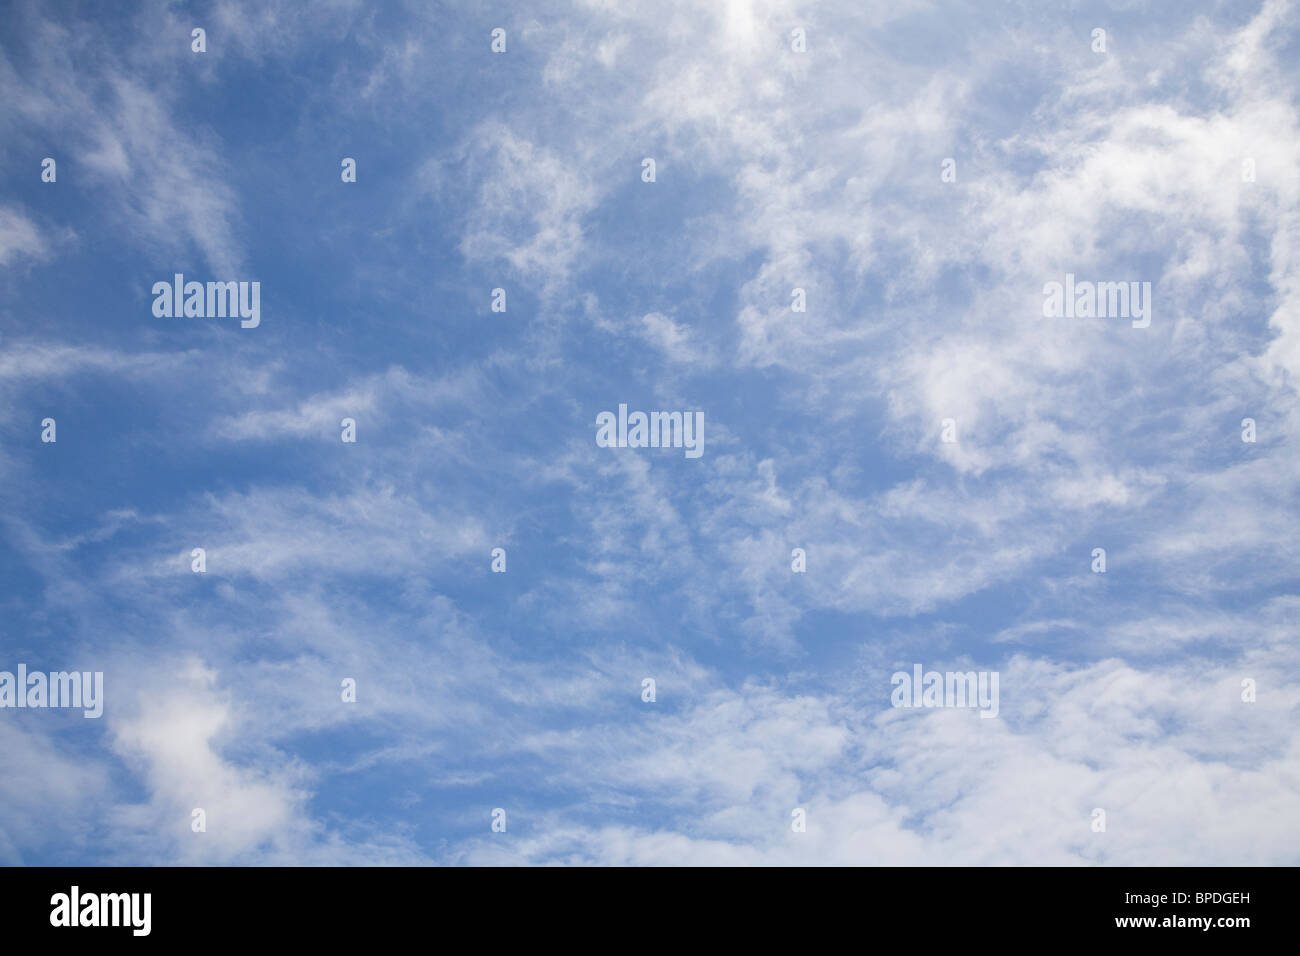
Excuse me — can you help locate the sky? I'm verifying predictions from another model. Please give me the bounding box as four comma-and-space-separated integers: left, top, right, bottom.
0, 0, 1298, 865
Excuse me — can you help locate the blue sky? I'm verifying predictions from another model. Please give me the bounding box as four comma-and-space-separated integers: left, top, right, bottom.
1, 0, 1298, 864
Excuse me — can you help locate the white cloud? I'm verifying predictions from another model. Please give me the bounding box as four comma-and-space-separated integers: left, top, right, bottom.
0, 205, 51, 267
